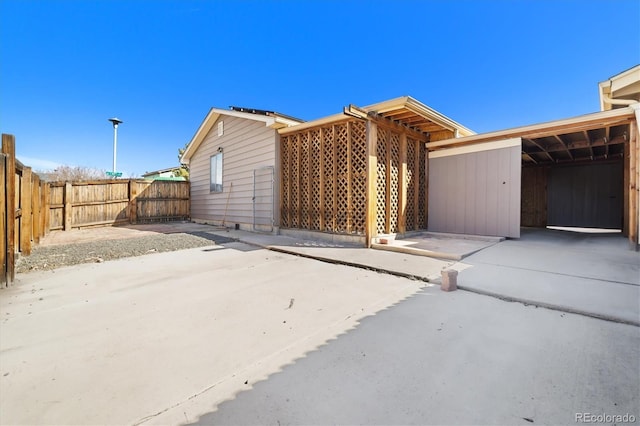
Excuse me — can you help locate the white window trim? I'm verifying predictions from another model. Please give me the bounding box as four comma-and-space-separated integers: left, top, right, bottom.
210, 153, 223, 193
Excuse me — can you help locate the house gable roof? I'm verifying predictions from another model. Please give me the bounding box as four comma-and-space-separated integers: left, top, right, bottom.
180, 107, 303, 164
599, 65, 640, 111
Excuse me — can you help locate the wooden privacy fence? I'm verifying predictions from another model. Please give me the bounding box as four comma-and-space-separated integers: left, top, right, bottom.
280, 118, 428, 244
48, 180, 190, 230
2, 134, 49, 286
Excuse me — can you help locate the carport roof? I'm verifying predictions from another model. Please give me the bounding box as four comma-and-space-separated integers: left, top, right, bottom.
426, 106, 637, 165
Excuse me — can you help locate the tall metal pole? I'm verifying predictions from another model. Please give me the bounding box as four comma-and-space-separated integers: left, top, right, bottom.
112, 123, 118, 173
108, 118, 123, 175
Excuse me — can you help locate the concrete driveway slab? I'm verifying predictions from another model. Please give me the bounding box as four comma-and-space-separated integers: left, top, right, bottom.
452, 229, 640, 325
0, 242, 428, 425
189, 288, 640, 426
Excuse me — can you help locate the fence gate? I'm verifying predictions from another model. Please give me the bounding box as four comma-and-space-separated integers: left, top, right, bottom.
253, 166, 274, 232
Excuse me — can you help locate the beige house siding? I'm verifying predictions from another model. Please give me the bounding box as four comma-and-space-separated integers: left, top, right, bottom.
189, 115, 278, 230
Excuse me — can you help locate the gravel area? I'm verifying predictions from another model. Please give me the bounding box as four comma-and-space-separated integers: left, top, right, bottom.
16, 232, 237, 273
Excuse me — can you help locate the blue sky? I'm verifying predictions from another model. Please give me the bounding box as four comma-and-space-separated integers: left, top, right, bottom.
1, 0, 638, 177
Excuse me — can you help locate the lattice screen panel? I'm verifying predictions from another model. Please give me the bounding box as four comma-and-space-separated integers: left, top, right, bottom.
299, 132, 310, 229
335, 123, 349, 233
280, 119, 428, 239
281, 136, 290, 227
322, 127, 335, 232
350, 121, 367, 234
389, 132, 400, 234
406, 138, 416, 231
376, 129, 388, 234
417, 142, 426, 229
310, 129, 321, 231
290, 134, 300, 228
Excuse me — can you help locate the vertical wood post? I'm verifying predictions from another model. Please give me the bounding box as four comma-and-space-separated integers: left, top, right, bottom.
0, 153, 7, 286
623, 141, 630, 237
32, 174, 41, 243
129, 180, 138, 224
319, 128, 325, 231
307, 131, 312, 230
629, 119, 638, 249
332, 125, 337, 231
296, 133, 301, 228
414, 140, 421, 229
2, 134, 16, 285
398, 132, 408, 234
21, 167, 32, 255
43, 181, 50, 235
365, 120, 378, 247
384, 128, 391, 234
346, 122, 352, 234
64, 181, 73, 231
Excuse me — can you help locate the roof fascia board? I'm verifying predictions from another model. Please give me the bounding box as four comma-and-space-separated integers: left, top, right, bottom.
181, 109, 220, 164
426, 107, 636, 150
182, 107, 297, 163
278, 113, 350, 134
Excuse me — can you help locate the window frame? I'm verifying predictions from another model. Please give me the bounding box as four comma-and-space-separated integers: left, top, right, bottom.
210, 152, 223, 193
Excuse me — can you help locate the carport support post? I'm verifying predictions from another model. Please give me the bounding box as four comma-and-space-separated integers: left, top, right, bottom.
629, 115, 639, 250
365, 120, 378, 247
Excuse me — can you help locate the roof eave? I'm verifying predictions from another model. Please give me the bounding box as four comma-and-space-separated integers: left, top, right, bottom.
426, 106, 636, 150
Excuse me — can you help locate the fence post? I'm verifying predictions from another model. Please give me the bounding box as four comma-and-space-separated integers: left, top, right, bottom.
64, 181, 73, 231
21, 167, 32, 255
0, 153, 6, 286
129, 180, 137, 224
32, 174, 41, 243
43, 181, 50, 235
2, 134, 16, 285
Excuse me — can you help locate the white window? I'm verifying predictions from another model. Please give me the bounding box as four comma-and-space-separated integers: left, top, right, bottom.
210, 153, 223, 192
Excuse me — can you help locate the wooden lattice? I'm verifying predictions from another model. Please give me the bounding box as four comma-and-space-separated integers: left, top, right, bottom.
406, 138, 416, 231
389, 131, 400, 233
310, 129, 321, 231
376, 128, 387, 234
350, 121, 367, 234
322, 127, 334, 232
417, 142, 426, 228
281, 136, 290, 227
290, 134, 299, 228
299, 132, 310, 229
335, 123, 349, 233
280, 119, 426, 238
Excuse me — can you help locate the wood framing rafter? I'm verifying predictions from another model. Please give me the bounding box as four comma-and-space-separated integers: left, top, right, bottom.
344, 105, 429, 142
522, 152, 538, 164
554, 135, 573, 160
524, 138, 554, 162
582, 131, 594, 159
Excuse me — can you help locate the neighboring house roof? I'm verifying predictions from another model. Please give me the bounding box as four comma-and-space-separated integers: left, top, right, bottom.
599, 65, 640, 111
142, 166, 181, 178
181, 107, 304, 164
278, 96, 474, 140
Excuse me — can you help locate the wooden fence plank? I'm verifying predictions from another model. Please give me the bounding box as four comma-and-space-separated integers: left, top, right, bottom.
0, 153, 6, 286
21, 167, 32, 255
2, 134, 16, 285
32, 174, 41, 243
43, 181, 50, 236
64, 181, 72, 230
